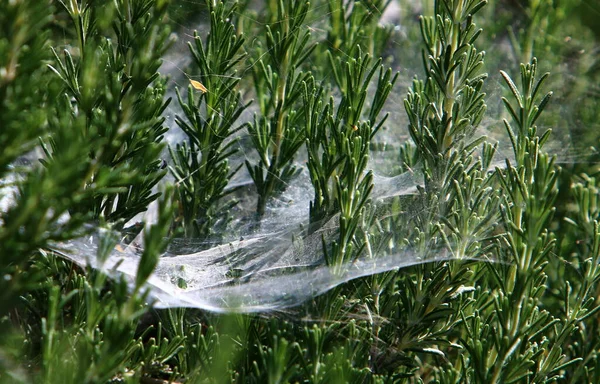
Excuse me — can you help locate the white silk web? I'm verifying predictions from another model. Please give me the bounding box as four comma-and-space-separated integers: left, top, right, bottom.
5, 1, 598, 313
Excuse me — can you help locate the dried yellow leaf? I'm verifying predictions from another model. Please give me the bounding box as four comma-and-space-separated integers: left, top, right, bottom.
189, 79, 207, 93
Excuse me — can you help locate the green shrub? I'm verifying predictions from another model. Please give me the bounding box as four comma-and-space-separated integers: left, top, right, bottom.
1, 0, 600, 382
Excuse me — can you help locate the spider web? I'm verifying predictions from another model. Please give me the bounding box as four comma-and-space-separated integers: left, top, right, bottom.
6, 0, 599, 312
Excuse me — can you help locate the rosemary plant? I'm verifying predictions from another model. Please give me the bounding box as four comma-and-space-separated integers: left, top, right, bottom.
169, 0, 248, 240
304, 48, 397, 265
365, 2, 499, 376
44, 0, 173, 228
321, 0, 394, 70
246, 0, 316, 217
559, 176, 600, 383
454, 59, 588, 383
1, 0, 177, 381
0, 0, 57, 317
3, 0, 600, 382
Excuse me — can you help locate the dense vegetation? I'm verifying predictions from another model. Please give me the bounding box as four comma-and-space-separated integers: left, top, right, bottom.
1, 0, 600, 382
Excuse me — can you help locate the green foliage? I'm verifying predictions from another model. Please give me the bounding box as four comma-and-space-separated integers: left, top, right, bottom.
44, 0, 172, 227
0, 0, 58, 316
322, 0, 394, 68
36, 200, 178, 383
305, 48, 398, 264
245, 0, 316, 217
456, 59, 563, 383
0, 0, 175, 381
2, 0, 600, 383
169, 0, 249, 240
